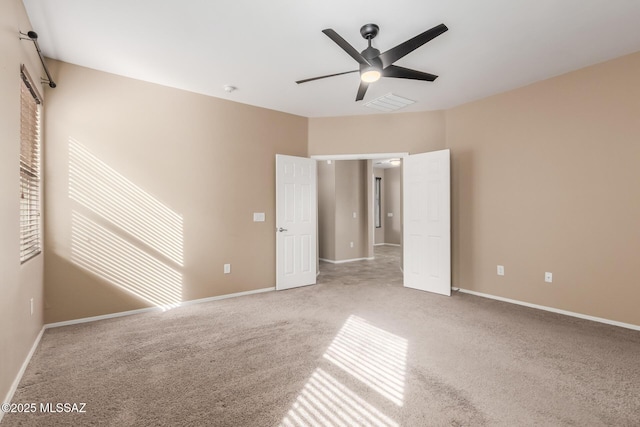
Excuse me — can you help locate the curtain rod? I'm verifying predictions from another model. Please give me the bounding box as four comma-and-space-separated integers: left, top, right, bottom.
20, 31, 57, 88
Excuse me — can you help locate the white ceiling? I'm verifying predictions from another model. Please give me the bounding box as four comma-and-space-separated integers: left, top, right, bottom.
22, 0, 640, 118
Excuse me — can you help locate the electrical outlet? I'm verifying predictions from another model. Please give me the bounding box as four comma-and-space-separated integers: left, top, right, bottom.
224, 264, 231, 274
545, 272, 553, 283
497, 265, 505, 276
350, 242, 354, 248
352, 212, 357, 219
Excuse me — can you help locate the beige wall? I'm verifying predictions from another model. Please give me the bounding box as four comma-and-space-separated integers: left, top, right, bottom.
334, 161, 369, 261
372, 167, 401, 246
317, 160, 336, 260
43, 60, 307, 323
318, 160, 369, 261
447, 51, 640, 326
0, 0, 45, 408
383, 167, 401, 245
308, 111, 446, 156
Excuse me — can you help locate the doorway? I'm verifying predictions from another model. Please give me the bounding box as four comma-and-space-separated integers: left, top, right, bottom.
278, 150, 450, 295
312, 153, 407, 272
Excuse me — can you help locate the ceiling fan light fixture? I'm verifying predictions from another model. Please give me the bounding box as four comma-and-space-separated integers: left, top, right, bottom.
360, 67, 381, 83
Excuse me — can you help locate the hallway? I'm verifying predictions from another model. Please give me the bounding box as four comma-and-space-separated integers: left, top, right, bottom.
318, 245, 402, 287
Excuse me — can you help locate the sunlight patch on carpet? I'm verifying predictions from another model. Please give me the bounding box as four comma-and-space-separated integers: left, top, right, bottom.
324, 315, 408, 406
281, 315, 408, 426
280, 368, 399, 427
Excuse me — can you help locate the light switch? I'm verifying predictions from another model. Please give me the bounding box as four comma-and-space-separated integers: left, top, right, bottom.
253, 212, 265, 222
352, 212, 357, 219
387, 213, 393, 217
224, 264, 231, 274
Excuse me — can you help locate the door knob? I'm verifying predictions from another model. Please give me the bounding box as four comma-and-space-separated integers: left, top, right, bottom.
278, 227, 288, 232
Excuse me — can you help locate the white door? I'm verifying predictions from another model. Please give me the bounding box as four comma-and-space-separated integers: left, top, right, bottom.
276, 155, 317, 290
403, 149, 451, 295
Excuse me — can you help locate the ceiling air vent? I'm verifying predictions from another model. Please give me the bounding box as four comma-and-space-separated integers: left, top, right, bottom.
364, 93, 415, 112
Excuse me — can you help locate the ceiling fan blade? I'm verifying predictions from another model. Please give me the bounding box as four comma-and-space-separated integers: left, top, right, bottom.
322, 29, 371, 66
356, 81, 369, 101
383, 65, 438, 81
296, 70, 358, 84
379, 23, 448, 68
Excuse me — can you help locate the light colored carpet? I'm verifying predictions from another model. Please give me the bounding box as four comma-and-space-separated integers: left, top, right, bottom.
3, 246, 640, 426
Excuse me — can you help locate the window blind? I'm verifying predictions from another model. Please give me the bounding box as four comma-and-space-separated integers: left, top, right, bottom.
20, 67, 42, 263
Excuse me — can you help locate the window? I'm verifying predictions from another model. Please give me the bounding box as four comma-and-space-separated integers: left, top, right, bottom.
20, 66, 42, 263
375, 177, 382, 228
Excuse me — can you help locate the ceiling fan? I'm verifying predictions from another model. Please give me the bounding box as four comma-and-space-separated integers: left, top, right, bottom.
296, 23, 448, 101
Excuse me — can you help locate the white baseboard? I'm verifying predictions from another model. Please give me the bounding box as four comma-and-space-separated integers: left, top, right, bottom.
319, 257, 375, 264
178, 287, 275, 308
45, 306, 163, 329
1, 327, 45, 422
45, 287, 276, 329
454, 287, 640, 331
373, 243, 385, 246
374, 243, 401, 247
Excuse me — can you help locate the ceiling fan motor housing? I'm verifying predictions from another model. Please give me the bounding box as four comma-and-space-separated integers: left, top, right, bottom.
360, 49, 382, 74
